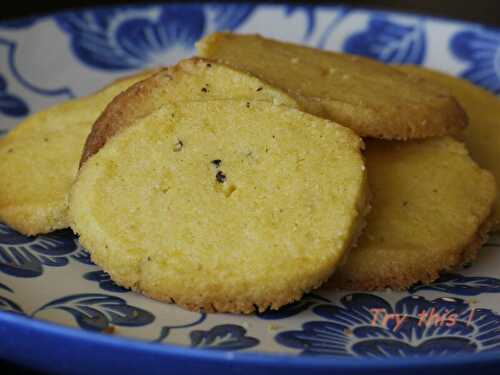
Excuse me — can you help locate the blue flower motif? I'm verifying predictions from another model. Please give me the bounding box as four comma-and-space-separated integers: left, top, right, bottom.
343, 15, 426, 64
0, 282, 23, 314
410, 273, 500, 296
450, 27, 500, 94
32, 293, 155, 332
190, 324, 259, 351
285, 5, 316, 40
83, 270, 129, 293
70, 247, 95, 265
0, 74, 28, 117
0, 224, 78, 278
205, 4, 254, 32
276, 293, 500, 357
56, 5, 254, 71
153, 313, 206, 343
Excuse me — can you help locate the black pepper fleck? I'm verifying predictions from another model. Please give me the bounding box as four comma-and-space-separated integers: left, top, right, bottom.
173, 139, 183, 152
256, 87, 263, 92
246, 102, 250, 108
201, 87, 208, 93
206, 63, 212, 68
211, 159, 222, 167
216, 171, 226, 183
402, 201, 409, 207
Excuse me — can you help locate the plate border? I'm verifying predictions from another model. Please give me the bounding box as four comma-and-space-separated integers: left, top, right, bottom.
1, 310, 500, 374
1, 3, 500, 373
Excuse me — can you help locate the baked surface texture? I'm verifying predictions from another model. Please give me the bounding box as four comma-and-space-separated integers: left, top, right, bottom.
0, 70, 155, 235
330, 137, 496, 290
196, 32, 467, 140
398, 65, 500, 231
70, 100, 369, 313
81, 58, 299, 164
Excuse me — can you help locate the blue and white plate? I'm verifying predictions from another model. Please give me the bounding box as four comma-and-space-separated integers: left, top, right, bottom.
1, 4, 500, 374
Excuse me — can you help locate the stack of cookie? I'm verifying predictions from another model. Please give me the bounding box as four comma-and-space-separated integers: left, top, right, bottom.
197, 33, 497, 292
1, 33, 498, 314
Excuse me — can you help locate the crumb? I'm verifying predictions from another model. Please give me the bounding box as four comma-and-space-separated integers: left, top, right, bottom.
102, 326, 115, 334
267, 323, 280, 333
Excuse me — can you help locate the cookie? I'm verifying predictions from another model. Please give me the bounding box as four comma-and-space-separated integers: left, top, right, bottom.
398, 65, 500, 230
330, 137, 496, 290
0, 70, 155, 235
81, 58, 299, 164
70, 100, 369, 313
196, 32, 467, 139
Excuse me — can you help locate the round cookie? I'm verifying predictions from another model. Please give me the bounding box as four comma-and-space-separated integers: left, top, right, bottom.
196, 32, 467, 140
330, 137, 496, 290
81, 58, 299, 164
0, 70, 156, 235
398, 65, 500, 230
70, 100, 369, 313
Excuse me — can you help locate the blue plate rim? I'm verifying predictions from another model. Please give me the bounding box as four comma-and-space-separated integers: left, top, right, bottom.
2, 311, 500, 369
0, 1, 498, 33
1, 1, 499, 371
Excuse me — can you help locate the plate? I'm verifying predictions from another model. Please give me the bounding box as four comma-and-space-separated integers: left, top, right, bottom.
1, 4, 500, 374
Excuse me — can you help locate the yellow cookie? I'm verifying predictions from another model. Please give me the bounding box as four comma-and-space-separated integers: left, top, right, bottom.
70, 100, 369, 313
331, 137, 495, 290
398, 65, 500, 230
197, 32, 467, 139
81, 58, 299, 164
0, 70, 155, 235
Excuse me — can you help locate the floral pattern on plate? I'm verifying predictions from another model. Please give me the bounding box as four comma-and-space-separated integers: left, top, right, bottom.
0, 4, 499, 361
276, 294, 500, 356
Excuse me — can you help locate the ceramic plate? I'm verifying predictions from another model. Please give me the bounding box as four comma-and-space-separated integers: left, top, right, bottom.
0, 4, 499, 375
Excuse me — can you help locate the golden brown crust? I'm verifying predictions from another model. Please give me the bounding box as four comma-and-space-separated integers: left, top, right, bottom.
328, 211, 494, 291
82, 232, 330, 314
196, 32, 468, 140
397, 65, 500, 231
80, 57, 299, 166
80, 71, 166, 166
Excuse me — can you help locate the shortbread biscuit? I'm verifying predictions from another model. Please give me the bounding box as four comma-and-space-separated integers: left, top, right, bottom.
331, 137, 496, 290
81, 58, 299, 164
70, 100, 368, 313
196, 32, 467, 139
0, 70, 155, 235
398, 65, 500, 230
